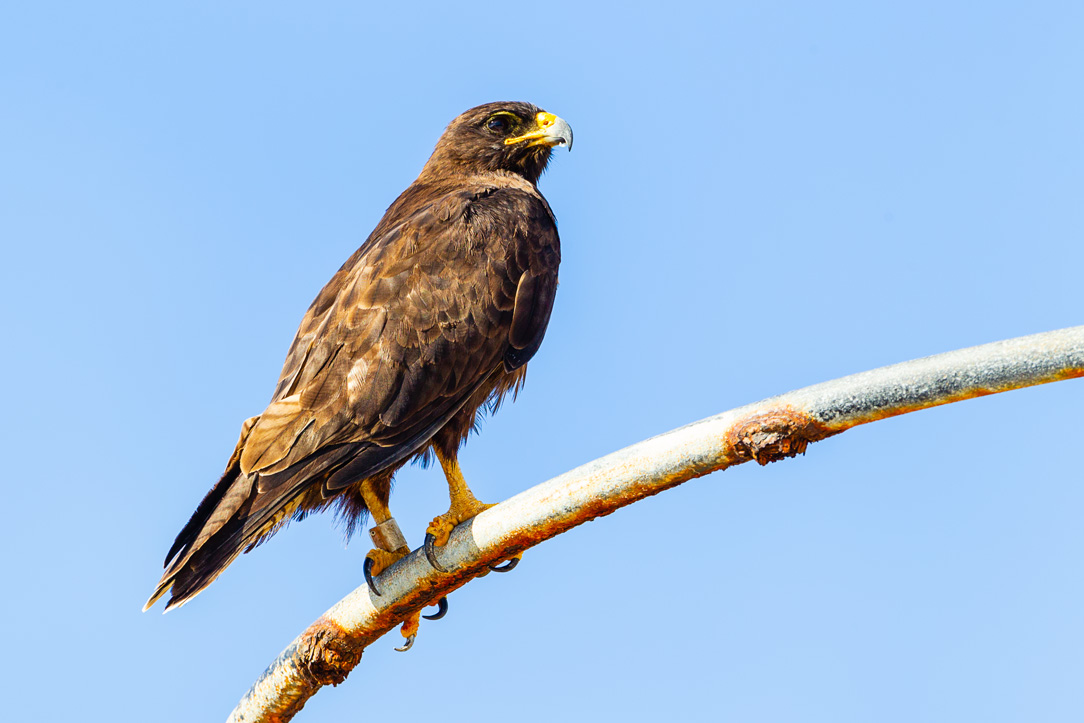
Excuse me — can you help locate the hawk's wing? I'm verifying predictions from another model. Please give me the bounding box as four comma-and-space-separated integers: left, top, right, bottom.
240, 185, 559, 487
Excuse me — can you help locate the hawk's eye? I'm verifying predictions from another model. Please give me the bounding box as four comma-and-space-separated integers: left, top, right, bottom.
486, 116, 511, 133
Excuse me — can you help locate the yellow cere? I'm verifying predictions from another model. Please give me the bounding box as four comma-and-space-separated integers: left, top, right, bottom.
505, 112, 561, 146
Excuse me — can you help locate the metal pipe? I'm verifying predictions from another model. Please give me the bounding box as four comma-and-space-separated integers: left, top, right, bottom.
227, 325, 1084, 722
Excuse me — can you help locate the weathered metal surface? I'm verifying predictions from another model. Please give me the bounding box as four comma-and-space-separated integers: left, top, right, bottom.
726, 408, 839, 465
227, 325, 1084, 723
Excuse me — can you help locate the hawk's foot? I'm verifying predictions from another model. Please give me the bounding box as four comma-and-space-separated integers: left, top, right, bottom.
363, 547, 408, 597
396, 611, 420, 652
426, 498, 494, 547
488, 554, 521, 573
475, 552, 522, 576
393, 597, 448, 652
423, 497, 494, 572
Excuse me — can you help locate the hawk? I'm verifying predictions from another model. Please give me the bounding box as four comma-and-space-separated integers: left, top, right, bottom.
145, 102, 572, 646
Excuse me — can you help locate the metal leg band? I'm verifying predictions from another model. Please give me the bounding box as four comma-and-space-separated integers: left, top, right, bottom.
369, 517, 408, 552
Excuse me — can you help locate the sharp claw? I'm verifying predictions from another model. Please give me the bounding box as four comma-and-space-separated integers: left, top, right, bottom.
394, 634, 416, 652
488, 558, 519, 573
423, 596, 449, 621
424, 533, 448, 572
363, 556, 380, 596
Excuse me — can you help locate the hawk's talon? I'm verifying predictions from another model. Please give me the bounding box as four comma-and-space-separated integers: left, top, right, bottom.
423, 596, 449, 620
363, 556, 380, 596
424, 533, 448, 572
364, 547, 408, 596
395, 634, 416, 652
488, 557, 519, 573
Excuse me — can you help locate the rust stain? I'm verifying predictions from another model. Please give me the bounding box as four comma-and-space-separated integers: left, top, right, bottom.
296, 617, 364, 687
487, 410, 846, 550
1052, 367, 1084, 382
726, 407, 839, 466
841, 393, 992, 429
821, 370, 1084, 432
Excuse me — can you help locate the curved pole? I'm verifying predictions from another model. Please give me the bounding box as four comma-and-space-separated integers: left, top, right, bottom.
228, 325, 1084, 723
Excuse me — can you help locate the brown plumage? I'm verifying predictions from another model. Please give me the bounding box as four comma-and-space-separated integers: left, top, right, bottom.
146, 102, 572, 612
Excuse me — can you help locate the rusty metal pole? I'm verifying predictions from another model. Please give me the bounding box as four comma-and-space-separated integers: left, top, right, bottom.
227, 325, 1084, 723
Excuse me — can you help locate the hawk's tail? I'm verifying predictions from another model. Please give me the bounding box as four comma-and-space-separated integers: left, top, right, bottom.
143, 464, 256, 612
144, 416, 268, 612
143, 422, 368, 612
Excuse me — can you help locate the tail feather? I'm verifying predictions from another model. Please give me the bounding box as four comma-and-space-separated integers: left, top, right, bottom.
160, 415, 261, 569
144, 466, 252, 612
144, 404, 462, 611
157, 519, 251, 612
143, 444, 365, 612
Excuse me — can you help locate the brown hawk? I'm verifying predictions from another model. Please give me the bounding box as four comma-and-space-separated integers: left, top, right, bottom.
145, 102, 572, 646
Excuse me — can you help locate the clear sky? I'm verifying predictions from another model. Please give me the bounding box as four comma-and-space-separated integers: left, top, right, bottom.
2, 2, 1082, 721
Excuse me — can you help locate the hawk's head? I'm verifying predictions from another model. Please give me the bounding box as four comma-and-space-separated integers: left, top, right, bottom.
422, 102, 573, 185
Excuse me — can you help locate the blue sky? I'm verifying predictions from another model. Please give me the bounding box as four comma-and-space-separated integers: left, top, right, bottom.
2, 2, 1082, 721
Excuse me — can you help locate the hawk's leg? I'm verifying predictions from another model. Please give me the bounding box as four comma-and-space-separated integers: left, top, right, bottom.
423, 448, 522, 573
361, 476, 409, 595
360, 477, 446, 650
426, 447, 493, 548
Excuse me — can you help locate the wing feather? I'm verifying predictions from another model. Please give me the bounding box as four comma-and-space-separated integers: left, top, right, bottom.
151, 181, 562, 611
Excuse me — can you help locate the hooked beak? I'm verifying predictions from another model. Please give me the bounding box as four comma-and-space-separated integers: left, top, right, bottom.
505, 111, 573, 151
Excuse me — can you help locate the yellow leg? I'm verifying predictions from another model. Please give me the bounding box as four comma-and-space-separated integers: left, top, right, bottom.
424, 449, 522, 574
361, 477, 409, 575
359, 478, 418, 643
425, 448, 494, 547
